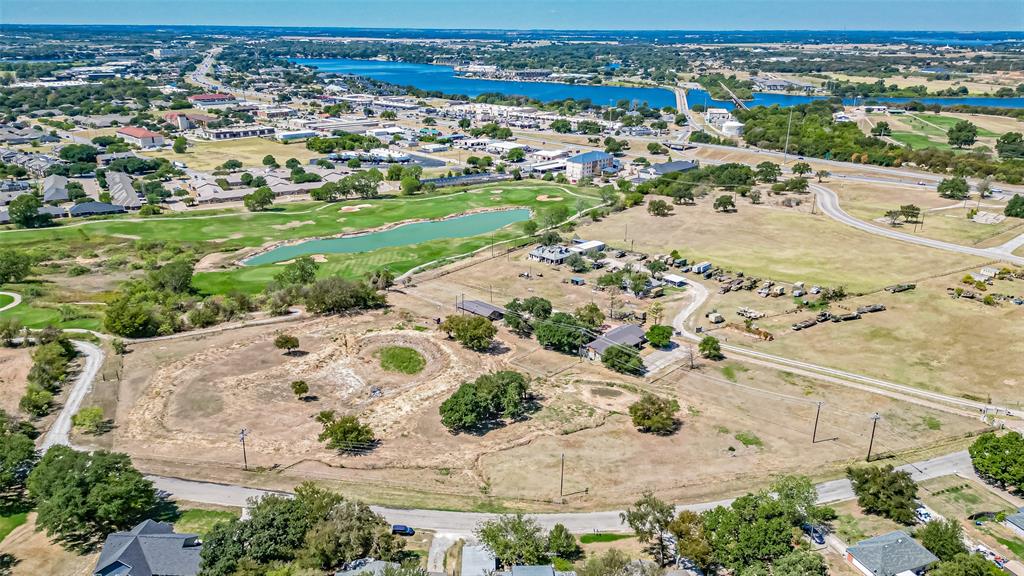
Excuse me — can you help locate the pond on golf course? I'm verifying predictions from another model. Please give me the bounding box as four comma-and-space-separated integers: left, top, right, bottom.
244, 208, 532, 266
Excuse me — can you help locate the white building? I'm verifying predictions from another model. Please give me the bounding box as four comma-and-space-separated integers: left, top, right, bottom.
116, 127, 165, 148
704, 108, 733, 126
722, 121, 745, 137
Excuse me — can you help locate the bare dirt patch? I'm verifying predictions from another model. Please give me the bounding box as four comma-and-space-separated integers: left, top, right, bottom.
0, 513, 97, 576
0, 347, 32, 415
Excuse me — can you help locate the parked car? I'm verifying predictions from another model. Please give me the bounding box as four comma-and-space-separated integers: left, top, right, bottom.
392, 525, 415, 536
801, 523, 826, 545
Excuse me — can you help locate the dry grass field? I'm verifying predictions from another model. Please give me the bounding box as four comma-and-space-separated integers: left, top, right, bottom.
141, 137, 320, 171
0, 514, 97, 576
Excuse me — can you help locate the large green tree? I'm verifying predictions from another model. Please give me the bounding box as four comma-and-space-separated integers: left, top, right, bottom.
27, 446, 157, 548
535, 312, 590, 354
0, 250, 30, 285
847, 464, 918, 524
628, 394, 679, 435
917, 518, 967, 561
968, 431, 1024, 491
440, 314, 497, 352
439, 371, 531, 432
620, 491, 675, 565
947, 120, 978, 149
476, 513, 548, 568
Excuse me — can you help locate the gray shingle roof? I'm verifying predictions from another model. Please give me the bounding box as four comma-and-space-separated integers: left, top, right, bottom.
94, 519, 202, 576
106, 171, 141, 209
587, 324, 646, 355
1007, 511, 1024, 531
42, 174, 69, 202
511, 566, 556, 576
457, 300, 505, 320
334, 560, 400, 576
69, 201, 125, 217
846, 531, 938, 576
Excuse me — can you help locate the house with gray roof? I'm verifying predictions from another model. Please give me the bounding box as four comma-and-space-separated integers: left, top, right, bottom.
457, 299, 506, 320
106, 171, 142, 210
93, 519, 202, 576
529, 245, 573, 265
586, 324, 646, 360
1006, 509, 1024, 537
69, 201, 126, 218
845, 531, 938, 576
42, 174, 69, 203
334, 560, 399, 576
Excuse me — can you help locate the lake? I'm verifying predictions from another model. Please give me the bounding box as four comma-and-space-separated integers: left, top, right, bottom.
294, 58, 677, 108
298, 58, 1024, 110
245, 208, 531, 266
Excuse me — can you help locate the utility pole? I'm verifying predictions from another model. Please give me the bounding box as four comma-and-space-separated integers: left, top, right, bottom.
783, 108, 794, 164
239, 428, 249, 471
559, 453, 565, 499
866, 412, 881, 461
812, 401, 823, 443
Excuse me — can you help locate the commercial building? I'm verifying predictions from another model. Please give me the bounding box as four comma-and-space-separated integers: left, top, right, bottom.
152, 47, 196, 59
199, 124, 275, 140
704, 108, 733, 126
256, 106, 297, 120
187, 93, 237, 108
116, 126, 165, 148
565, 151, 615, 183
163, 112, 216, 130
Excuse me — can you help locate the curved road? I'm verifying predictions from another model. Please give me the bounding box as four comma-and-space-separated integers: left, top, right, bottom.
812, 184, 1024, 266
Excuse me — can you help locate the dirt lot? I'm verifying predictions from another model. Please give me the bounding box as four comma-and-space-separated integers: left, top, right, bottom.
83, 266, 988, 511
920, 475, 1024, 562
0, 348, 32, 415
0, 513, 97, 576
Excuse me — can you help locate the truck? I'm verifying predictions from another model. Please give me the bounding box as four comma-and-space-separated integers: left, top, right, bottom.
693, 261, 712, 274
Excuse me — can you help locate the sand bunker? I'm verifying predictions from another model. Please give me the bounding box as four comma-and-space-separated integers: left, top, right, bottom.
537, 195, 563, 202
339, 204, 374, 213
271, 220, 316, 231
208, 232, 245, 243
276, 254, 328, 265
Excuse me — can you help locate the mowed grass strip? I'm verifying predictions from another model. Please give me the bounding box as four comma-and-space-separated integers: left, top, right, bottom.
173, 508, 239, 537
378, 346, 426, 374
579, 533, 634, 544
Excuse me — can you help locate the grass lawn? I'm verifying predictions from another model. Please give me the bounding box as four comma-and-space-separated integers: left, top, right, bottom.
914, 114, 999, 137
832, 500, 906, 545
173, 508, 239, 537
141, 137, 322, 171
890, 132, 953, 151
0, 512, 27, 543
0, 290, 105, 331
378, 345, 426, 374
0, 294, 13, 309
579, 533, 635, 544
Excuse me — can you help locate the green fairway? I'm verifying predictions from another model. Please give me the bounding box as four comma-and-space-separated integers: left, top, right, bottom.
914, 114, 998, 137
889, 132, 953, 151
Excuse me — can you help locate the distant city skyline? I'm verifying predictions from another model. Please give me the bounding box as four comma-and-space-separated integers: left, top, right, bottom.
3, 0, 1023, 31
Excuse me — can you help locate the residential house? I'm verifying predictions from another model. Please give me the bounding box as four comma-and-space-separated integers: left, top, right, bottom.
334, 560, 400, 576
1006, 509, 1024, 538
93, 519, 202, 576
116, 127, 165, 149
0, 205, 65, 225
107, 171, 142, 209
845, 531, 938, 576
585, 324, 646, 360
456, 300, 505, 321
42, 174, 69, 203
97, 152, 138, 166
565, 151, 615, 183
69, 201, 125, 218
529, 245, 573, 265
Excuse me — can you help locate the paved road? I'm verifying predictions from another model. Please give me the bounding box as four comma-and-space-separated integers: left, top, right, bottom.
0, 291, 22, 313
146, 450, 971, 535
812, 184, 1024, 266
39, 340, 104, 452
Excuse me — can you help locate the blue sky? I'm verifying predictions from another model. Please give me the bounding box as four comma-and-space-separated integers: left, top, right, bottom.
3, 0, 1022, 30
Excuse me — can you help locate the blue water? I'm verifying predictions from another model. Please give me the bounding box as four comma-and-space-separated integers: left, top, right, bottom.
294, 58, 677, 108
297, 58, 1024, 110
245, 208, 531, 265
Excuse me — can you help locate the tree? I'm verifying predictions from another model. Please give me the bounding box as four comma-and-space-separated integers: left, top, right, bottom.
620, 491, 675, 565
71, 407, 105, 434
947, 120, 978, 149
8, 195, 49, 229
220, 159, 243, 171
172, 136, 187, 154
932, 553, 1005, 576
244, 186, 275, 211
847, 464, 918, 524
440, 371, 530, 432
647, 199, 673, 216
274, 255, 319, 286
538, 230, 562, 246
535, 312, 589, 354
27, 446, 157, 548
938, 177, 969, 200
578, 550, 630, 576
0, 428, 37, 506
507, 148, 525, 163
647, 142, 666, 155
58, 144, 98, 163
522, 220, 539, 236
574, 303, 604, 329
290, 380, 309, 398
458, 118, 472, 130
368, 268, 395, 292
440, 314, 497, 352
304, 277, 385, 315
713, 195, 736, 212
476, 514, 548, 567
871, 121, 892, 136
645, 324, 673, 349
698, 336, 722, 359
274, 334, 300, 355
400, 175, 421, 196
815, 169, 831, 182
668, 510, 713, 572
602, 345, 644, 375
917, 518, 967, 561
628, 394, 679, 435
772, 550, 828, 576
262, 154, 278, 167
791, 162, 812, 176
19, 384, 52, 417
565, 252, 589, 273
1004, 194, 1024, 218
149, 259, 193, 293
968, 431, 1024, 490
995, 132, 1024, 160
318, 414, 375, 453
0, 250, 30, 285
755, 161, 781, 183
547, 523, 581, 560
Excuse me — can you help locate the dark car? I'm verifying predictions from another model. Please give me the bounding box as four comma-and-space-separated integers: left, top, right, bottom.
392, 525, 415, 536
801, 523, 825, 545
